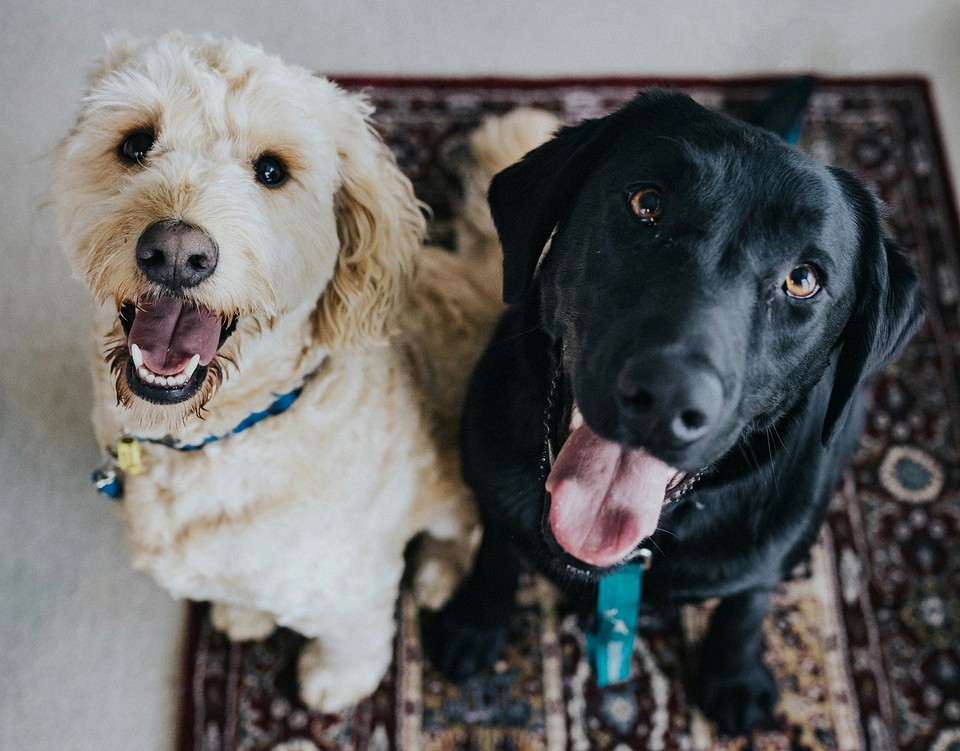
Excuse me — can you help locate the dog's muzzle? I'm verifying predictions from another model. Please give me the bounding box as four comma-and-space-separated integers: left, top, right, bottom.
117, 221, 235, 405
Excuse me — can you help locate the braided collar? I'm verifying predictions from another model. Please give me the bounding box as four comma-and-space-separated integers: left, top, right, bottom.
92, 362, 324, 499
134, 384, 305, 452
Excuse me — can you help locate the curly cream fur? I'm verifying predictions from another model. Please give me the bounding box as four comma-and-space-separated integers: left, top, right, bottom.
51, 32, 553, 711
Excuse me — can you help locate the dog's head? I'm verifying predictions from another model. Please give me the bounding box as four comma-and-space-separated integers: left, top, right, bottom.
489, 90, 924, 569
52, 33, 424, 426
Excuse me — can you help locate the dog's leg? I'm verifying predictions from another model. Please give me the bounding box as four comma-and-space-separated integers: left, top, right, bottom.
209, 602, 277, 641
423, 524, 522, 682
295, 584, 400, 712
297, 633, 393, 712
694, 588, 778, 735
409, 529, 481, 611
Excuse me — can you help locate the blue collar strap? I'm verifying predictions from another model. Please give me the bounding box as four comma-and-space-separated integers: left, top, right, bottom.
92, 371, 317, 500
138, 385, 304, 452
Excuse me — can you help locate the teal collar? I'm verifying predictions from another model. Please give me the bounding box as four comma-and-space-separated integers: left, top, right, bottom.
586, 550, 651, 686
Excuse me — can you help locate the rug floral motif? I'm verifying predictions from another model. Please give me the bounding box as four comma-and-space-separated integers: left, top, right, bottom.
179, 78, 960, 751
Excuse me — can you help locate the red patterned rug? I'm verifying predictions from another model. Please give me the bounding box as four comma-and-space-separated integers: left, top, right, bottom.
178, 78, 960, 751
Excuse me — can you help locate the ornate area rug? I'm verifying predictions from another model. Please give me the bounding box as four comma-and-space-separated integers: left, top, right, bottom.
178, 78, 960, 751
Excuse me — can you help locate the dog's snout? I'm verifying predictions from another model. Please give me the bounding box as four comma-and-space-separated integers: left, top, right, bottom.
136, 221, 219, 290
615, 354, 724, 448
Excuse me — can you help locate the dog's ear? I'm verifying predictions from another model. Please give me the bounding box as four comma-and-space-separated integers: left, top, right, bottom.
821, 167, 926, 444
316, 87, 426, 349
489, 112, 616, 303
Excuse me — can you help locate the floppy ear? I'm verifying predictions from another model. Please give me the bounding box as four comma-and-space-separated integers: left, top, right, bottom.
315, 89, 427, 349
489, 111, 617, 303
821, 167, 926, 443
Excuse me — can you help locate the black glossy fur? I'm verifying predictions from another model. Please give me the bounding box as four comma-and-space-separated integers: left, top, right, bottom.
426, 90, 925, 734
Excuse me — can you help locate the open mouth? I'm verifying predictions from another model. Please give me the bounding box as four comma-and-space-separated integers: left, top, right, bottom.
119, 298, 237, 405
542, 384, 701, 571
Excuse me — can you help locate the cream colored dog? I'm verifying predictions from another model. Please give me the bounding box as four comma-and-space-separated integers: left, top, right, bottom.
52, 32, 554, 711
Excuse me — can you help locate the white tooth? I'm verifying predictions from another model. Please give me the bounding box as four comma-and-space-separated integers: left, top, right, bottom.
138, 366, 150, 380
144, 372, 157, 384
130, 343, 144, 369
570, 406, 584, 431
174, 374, 187, 386
184, 354, 201, 378
158, 376, 169, 387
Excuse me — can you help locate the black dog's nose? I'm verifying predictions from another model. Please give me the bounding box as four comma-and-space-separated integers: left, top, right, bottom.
136, 220, 218, 290
616, 354, 724, 447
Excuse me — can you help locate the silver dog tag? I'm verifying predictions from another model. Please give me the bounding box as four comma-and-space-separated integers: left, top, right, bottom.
92, 460, 123, 500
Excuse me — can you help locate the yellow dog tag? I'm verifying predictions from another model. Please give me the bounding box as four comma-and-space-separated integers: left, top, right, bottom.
116, 436, 144, 475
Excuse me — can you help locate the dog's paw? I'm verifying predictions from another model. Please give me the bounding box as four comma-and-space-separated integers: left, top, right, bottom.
423, 604, 508, 683
209, 602, 276, 641
297, 639, 386, 713
694, 659, 779, 736
409, 529, 481, 611
412, 558, 460, 611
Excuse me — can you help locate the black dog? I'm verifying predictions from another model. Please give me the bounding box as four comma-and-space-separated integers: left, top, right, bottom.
427, 89, 925, 734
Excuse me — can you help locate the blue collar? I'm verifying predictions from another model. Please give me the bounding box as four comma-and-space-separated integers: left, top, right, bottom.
92, 371, 317, 499
136, 385, 304, 452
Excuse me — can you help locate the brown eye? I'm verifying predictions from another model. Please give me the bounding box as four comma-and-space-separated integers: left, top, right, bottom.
783, 264, 821, 299
629, 188, 662, 224
119, 130, 155, 163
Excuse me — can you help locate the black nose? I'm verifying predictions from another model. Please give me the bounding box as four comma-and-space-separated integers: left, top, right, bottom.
136, 220, 218, 290
615, 354, 724, 447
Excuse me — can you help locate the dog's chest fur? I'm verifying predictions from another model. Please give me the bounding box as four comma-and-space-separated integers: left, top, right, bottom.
113, 349, 440, 623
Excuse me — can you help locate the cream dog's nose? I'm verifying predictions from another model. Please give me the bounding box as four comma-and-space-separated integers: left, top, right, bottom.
136, 220, 219, 291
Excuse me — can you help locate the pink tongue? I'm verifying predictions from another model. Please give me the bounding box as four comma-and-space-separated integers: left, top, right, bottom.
545, 423, 677, 567
128, 298, 222, 375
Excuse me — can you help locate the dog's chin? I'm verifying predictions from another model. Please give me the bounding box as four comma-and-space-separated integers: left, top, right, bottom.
540, 521, 621, 582
124, 358, 209, 405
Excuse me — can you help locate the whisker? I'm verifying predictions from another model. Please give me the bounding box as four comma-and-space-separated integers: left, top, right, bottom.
490, 323, 548, 346
738, 440, 760, 473
765, 428, 782, 501
646, 537, 667, 557
770, 424, 787, 452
